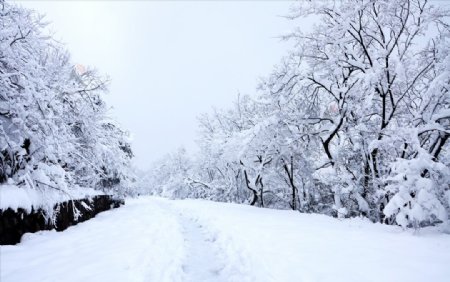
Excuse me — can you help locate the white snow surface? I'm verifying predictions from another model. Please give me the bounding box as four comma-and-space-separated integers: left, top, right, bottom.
1, 196, 450, 282
0, 184, 104, 212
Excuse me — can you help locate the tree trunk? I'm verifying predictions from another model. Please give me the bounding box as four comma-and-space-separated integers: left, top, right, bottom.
243, 169, 258, 206
283, 156, 297, 210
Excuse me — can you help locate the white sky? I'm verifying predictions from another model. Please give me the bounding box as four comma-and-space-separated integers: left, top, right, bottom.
16, 1, 297, 170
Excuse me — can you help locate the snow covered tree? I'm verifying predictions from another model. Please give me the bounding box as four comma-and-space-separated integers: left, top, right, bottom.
260, 0, 450, 222
145, 0, 449, 228
145, 148, 193, 199
0, 1, 134, 199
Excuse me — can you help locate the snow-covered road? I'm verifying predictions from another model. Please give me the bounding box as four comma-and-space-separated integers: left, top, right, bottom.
1, 197, 450, 282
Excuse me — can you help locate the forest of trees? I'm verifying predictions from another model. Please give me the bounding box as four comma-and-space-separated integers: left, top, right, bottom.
1, 0, 448, 230
0, 1, 134, 200
145, 0, 450, 228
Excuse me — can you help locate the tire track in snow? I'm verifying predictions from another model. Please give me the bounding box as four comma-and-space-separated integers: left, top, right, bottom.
179, 216, 226, 282
153, 199, 227, 282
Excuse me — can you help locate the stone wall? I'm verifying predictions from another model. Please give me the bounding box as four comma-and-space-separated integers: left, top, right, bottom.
0, 195, 124, 245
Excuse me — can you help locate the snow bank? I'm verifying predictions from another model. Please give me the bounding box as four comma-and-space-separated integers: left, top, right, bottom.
0, 184, 104, 213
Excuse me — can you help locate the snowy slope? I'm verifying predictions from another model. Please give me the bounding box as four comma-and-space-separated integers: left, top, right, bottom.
1, 197, 450, 282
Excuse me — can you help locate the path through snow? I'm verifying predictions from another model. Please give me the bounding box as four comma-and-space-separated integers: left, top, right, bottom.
154, 200, 227, 282
2, 196, 450, 282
